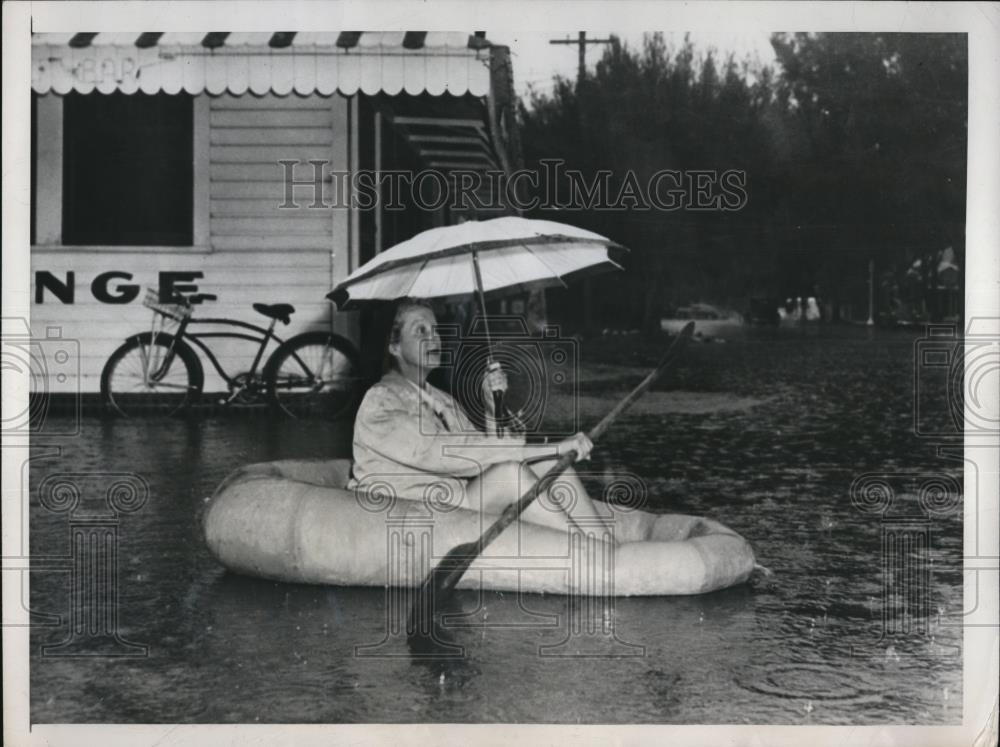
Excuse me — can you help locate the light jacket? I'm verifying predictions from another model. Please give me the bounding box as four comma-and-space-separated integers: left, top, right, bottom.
349, 369, 525, 502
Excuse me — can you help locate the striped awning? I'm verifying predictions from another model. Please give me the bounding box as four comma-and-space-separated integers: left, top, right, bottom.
31, 32, 493, 97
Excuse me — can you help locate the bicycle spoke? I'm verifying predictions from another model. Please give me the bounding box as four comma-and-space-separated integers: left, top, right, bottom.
269, 338, 359, 419
103, 337, 198, 416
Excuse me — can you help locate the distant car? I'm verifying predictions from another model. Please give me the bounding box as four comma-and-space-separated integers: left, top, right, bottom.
661, 303, 744, 336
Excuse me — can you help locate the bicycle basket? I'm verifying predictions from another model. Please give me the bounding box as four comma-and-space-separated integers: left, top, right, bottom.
143, 287, 191, 322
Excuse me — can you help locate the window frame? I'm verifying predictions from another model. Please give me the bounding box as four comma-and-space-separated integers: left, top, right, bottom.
32, 93, 210, 254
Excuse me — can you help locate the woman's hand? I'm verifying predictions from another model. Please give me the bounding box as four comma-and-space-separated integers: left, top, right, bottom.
482, 362, 508, 418
556, 432, 593, 462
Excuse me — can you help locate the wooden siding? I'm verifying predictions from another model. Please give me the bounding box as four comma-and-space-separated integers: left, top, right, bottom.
208, 93, 336, 254
30, 92, 355, 394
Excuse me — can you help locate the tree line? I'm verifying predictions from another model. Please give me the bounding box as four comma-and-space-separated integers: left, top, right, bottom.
517, 32, 967, 330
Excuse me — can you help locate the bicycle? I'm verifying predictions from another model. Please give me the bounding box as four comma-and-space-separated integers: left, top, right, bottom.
100, 288, 361, 419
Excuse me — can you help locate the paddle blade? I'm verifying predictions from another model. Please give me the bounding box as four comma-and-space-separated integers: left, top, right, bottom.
430, 541, 479, 597
406, 542, 478, 654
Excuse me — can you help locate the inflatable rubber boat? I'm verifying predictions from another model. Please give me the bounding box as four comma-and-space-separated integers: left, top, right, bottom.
203, 459, 756, 596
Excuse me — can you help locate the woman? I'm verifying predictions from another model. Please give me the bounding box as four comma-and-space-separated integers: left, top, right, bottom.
350, 299, 612, 536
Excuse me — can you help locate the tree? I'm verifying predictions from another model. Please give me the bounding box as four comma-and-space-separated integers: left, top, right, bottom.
770, 33, 967, 320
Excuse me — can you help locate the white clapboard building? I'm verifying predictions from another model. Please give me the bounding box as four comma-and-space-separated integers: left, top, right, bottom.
30, 31, 520, 395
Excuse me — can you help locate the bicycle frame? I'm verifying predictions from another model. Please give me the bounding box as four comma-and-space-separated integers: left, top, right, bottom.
169, 314, 286, 388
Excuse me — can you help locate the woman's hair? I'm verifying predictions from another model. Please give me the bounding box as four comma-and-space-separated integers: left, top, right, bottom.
383, 298, 435, 373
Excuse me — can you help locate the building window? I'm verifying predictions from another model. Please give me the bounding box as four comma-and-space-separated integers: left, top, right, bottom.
62, 91, 193, 246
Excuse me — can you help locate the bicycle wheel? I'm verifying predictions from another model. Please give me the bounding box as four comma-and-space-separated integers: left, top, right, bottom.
265, 331, 361, 419
101, 334, 203, 417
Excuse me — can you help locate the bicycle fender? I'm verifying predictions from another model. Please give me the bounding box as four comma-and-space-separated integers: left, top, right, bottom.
124, 331, 205, 387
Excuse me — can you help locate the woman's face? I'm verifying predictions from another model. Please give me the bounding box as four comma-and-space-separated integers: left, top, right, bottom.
389, 305, 442, 375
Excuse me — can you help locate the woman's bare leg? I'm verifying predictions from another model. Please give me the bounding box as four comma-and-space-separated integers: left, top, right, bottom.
526, 458, 616, 538
463, 460, 617, 540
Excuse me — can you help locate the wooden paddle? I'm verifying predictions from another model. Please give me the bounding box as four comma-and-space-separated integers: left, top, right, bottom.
408, 321, 696, 636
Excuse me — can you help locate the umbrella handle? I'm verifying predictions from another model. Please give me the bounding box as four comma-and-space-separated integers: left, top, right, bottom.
492, 391, 505, 436
472, 249, 505, 436
484, 360, 505, 436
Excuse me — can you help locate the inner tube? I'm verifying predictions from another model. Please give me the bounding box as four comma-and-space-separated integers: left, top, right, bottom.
203, 459, 756, 596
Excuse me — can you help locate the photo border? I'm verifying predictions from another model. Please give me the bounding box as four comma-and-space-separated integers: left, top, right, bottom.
3, 2, 998, 745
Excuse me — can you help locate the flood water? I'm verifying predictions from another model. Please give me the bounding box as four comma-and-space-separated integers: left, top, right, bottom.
28, 325, 964, 724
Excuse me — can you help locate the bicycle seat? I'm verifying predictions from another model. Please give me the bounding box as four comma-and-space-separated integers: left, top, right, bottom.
253, 303, 295, 325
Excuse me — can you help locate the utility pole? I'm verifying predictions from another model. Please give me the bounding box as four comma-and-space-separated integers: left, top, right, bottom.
550, 32, 612, 334
549, 32, 613, 86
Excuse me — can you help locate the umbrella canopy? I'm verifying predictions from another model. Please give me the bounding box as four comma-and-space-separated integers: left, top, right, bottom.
328, 216, 625, 306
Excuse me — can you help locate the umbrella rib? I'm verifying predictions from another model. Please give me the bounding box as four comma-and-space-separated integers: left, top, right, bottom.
518, 243, 570, 290
405, 256, 432, 298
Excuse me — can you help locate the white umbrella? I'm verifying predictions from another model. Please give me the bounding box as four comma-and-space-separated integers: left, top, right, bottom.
328, 216, 625, 306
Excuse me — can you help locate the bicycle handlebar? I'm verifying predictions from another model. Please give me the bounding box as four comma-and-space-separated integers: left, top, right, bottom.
184, 293, 218, 305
